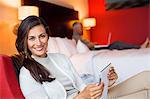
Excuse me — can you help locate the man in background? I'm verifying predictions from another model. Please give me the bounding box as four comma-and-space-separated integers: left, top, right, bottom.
72, 22, 95, 50
72, 22, 149, 50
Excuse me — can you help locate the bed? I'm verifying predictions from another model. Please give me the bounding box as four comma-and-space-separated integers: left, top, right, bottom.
47, 37, 150, 99
47, 37, 150, 84
92, 48, 150, 85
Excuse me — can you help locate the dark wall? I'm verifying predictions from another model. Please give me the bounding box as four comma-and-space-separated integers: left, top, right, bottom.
23, 0, 78, 39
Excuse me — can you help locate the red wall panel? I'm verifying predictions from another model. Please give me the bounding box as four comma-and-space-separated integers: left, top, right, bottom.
88, 0, 149, 45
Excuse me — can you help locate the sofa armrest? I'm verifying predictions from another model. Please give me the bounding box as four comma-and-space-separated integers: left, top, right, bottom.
0, 55, 24, 99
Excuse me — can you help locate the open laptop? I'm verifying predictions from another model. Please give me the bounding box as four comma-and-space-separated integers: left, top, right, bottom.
94, 32, 112, 48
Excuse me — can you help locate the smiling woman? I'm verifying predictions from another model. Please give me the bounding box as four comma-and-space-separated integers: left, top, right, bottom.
15, 15, 108, 99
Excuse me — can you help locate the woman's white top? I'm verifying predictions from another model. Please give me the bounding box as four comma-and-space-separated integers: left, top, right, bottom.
33, 55, 78, 97
19, 53, 86, 99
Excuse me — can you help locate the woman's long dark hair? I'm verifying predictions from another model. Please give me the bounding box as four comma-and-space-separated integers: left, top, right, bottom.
16, 16, 55, 84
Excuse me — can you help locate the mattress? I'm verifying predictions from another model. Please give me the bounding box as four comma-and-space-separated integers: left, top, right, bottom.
93, 48, 150, 85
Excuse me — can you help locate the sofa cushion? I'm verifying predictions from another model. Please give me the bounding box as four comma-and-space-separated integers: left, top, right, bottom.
108, 71, 150, 98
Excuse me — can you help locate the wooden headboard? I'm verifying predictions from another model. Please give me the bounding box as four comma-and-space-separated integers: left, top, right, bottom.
23, 0, 79, 39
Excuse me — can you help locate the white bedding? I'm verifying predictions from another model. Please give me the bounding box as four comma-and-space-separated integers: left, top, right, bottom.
70, 48, 150, 85
93, 48, 150, 85
48, 37, 150, 86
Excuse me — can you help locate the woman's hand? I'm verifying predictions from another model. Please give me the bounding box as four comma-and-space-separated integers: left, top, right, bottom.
108, 67, 118, 87
74, 82, 104, 99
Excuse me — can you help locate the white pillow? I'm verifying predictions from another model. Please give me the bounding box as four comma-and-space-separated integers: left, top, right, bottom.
47, 37, 59, 53
64, 38, 78, 55
76, 40, 90, 53
55, 37, 71, 57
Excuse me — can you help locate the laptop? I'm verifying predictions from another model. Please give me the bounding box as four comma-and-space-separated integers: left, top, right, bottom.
94, 32, 112, 48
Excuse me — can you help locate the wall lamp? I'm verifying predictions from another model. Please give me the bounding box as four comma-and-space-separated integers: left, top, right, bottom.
18, 6, 39, 20
82, 18, 96, 30
13, 6, 39, 35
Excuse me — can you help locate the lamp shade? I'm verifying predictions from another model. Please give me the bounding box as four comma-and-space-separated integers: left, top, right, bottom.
18, 6, 39, 20
83, 18, 96, 29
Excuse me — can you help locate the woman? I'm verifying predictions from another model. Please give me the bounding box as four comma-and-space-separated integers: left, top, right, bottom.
16, 16, 117, 99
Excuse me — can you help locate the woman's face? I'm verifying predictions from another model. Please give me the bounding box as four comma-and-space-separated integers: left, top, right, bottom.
27, 25, 48, 57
